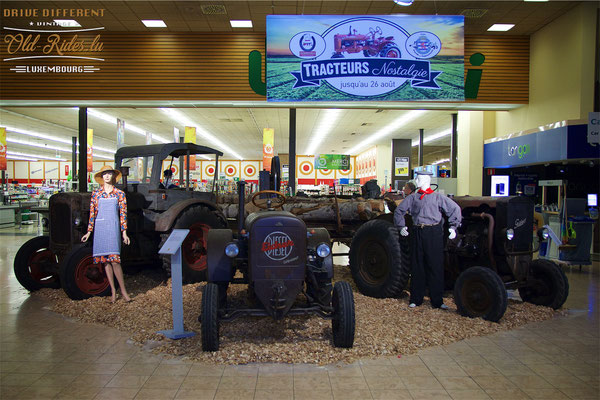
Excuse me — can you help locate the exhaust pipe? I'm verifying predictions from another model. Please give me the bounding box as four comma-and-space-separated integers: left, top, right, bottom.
119, 166, 130, 192
237, 180, 246, 235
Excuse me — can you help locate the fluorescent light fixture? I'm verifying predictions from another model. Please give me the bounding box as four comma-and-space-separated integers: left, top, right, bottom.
230, 20, 253, 28
87, 109, 169, 144
160, 108, 243, 159
6, 137, 113, 159
54, 19, 81, 27
393, 0, 414, 6
142, 20, 166, 28
348, 110, 427, 155
412, 129, 452, 146
8, 155, 38, 161
5, 126, 115, 155
8, 150, 66, 161
305, 109, 343, 156
432, 158, 450, 165
488, 24, 515, 32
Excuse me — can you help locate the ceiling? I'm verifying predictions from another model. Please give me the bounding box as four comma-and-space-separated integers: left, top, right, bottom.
0, 0, 584, 35
0, 1, 587, 163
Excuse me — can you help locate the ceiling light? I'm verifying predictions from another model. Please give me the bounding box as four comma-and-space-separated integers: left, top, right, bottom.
230, 20, 253, 28
8, 155, 39, 161
412, 129, 452, 146
142, 20, 167, 28
431, 158, 450, 165
160, 108, 243, 159
8, 150, 66, 161
87, 109, 169, 144
347, 110, 427, 155
6, 137, 113, 159
54, 19, 81, 27
393, 0, 414, 6
5, 126, 115, 154
305, 109, 343, 156
488, 24, 515, 32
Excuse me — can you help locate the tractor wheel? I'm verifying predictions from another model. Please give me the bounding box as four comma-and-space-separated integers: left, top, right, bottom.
349, 219, 410, 298
331, 52, 344, 58
201, 283, 220, 352
331, 281, 355, 348
454, 266, 507, 322
14, 236, 60, 291
518, 260, 569, 309
162, 206, 226, 283
380, 44, 401, 58
59, 244, 111, 300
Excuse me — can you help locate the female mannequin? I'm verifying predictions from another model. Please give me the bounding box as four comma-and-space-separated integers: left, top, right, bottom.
81, 166, 131, 303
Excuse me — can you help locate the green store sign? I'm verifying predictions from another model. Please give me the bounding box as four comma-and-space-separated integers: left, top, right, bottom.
315, 154, 350, 170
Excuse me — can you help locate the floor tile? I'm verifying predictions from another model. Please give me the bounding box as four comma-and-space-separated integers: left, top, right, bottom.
256, 375, 293, 390
187, 364, 225, 377
134, 388, 178, 399
329, 376, 369, 390
447, 389, 492, 399
364, 376, 406, 390
213, 389, 255, 400
332, 389, 373, 399
105, 374, 149, 389
294, 375, 332, 390
142, 374, 185, 389
54, 386, 101, 399
293, 389, 334, 400
484, 388, 531, 400
437, 376, 480, 390
472, 375, 518, 390
409, 389, 451, 400
254, 389, 294, 400
217, 375, 257, 390
179, 375, 221, 390
0, 372, 43, 386
370, 389, 412, 399
401, 375, 443, 390
93, 387, 140, 400
69, 373, 114, 387
174, 389, 216, 399
521, 387, 570, 399
152, 364, 191, 376
30, 373, 78, 387
120, 362, 159, 376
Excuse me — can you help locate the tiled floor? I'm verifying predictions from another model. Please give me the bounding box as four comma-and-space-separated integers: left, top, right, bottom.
1, 225, 598, 399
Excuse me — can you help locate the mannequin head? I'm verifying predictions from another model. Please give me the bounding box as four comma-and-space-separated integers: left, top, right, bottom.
415, 172, 432, 190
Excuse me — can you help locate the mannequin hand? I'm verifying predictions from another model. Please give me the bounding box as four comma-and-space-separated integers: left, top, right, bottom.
81, 232, 91, 242
448, 228, 457, 240
400, 227, 409, 237
122, 231, 130, 245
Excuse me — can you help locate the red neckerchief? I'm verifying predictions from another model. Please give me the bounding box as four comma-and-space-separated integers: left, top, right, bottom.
417, 187, 434, 200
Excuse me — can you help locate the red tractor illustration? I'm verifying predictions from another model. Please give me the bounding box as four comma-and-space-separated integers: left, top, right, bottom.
331, 26, 401, 59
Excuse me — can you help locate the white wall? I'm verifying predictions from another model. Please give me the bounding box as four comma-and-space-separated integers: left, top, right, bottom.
457, 111, 484, 196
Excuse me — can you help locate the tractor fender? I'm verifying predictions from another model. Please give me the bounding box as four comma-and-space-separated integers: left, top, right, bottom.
375, 213, 394, 224
307, 227, 333, 278
207, 229, 234, 282
155, 199, 226, 232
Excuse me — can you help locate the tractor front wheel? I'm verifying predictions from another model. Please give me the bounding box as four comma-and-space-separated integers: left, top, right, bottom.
380, 44, 401, 58
331, 281, 355, 348
454, 266, 507, 322
201, 283, 220, 352
59, 244, 111, 300
14, 236, 60, 291
518, 260, 569, 309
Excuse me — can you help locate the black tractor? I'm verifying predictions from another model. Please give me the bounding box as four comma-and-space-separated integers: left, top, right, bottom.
200, 181, 355, 351
14, 143, 227, 300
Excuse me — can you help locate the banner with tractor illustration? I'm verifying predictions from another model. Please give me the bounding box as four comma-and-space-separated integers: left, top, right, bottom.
266, 15, 464, 102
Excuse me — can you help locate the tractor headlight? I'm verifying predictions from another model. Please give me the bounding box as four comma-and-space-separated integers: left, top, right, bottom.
74, 217, 82, 226
506, 228, 514, 241
316, 243, 331, 258
542, 228, 549, 240
225, 243, 239, 258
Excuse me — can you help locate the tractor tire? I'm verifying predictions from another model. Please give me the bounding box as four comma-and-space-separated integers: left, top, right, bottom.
454, 266, 507, 322
201, 283, 220, 352
349, 219, 410, 298
59, 244, 111, 300
518, 260, 569, 309
14, 236, 60, 291
380, 44, 401, 58
161, 206, 226, 284
331, 52, 344, 58
332, 281, 355, 348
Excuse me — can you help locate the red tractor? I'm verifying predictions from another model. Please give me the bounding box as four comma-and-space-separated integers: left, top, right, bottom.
331, 26, 401, 59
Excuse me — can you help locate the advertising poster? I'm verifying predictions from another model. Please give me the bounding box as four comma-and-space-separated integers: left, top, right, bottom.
315, 154, 350, 170
184, 126, 196, 170
87, 128, 93, 172
395, 156, 409, 176
117, 119, 125, 149
267, 15, 464, 102
263, 128, 274, 171
0, 127, 6, 171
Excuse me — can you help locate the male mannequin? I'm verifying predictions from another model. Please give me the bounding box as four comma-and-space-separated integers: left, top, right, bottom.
394, 171, 461, 309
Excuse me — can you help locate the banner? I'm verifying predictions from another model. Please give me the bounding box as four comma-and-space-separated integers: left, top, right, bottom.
314, 154, 350, 170
0, 128, 6, 171
117, 119, 125, 149
263, 128, 275, 171
184, 126, 196, 170
87, 128, 93, 172
267, 15, 464, 102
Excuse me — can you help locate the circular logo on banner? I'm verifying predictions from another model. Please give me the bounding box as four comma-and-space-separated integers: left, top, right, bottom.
406, 31, 441, 59
244, 165, 256, 176
290, 31, 326, 59
300, 161, 313, 175
205, 165, 215, 177
225, 165, 237, 177
263, 144, 273, 155
262, 231, 294, 261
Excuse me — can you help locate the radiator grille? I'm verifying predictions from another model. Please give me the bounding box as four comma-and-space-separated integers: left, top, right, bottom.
50, 202, 71, 244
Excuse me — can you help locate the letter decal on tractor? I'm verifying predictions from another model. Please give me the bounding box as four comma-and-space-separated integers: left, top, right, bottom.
262, 231, 294, 261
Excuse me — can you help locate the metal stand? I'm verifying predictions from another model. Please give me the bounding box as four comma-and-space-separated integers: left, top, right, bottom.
157, 229, 195, 339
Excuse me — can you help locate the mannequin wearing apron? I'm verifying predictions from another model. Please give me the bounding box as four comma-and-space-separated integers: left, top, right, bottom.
81, 168, 131, 303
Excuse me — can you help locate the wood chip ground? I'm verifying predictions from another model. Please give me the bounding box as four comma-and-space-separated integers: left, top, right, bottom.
35, 266, 564, 365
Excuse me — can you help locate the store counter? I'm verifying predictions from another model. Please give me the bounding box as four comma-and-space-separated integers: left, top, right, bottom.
0, 205, 19, 227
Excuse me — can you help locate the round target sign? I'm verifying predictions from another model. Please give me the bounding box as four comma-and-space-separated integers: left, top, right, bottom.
204, 165, 215, 177
244, 165, 256, 176
299, 161, 313, 176
225, 165, 237, 177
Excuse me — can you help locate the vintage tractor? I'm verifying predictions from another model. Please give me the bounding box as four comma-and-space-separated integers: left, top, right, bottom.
349, 195, 568, 322
331, 26, 401, 58
200, 181, 355, 351
13, 143, 227, 300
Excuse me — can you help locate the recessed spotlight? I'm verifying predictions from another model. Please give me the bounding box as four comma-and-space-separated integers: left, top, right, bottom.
54, 19, 81, 27
488, 24, 515, 32
230, 20, 252, 28
142, 20, 167, 28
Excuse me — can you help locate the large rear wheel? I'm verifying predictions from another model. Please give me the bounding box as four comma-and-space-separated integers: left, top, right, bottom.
14, 236, 60, 291
518, 260, 569, 309
454, 266, 507, 322
59, 244, 111, 300
349, 219, 410, 298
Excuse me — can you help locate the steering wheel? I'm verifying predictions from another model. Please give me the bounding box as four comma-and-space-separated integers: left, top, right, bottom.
251, 190, 286, 210
375, 26, 383, 36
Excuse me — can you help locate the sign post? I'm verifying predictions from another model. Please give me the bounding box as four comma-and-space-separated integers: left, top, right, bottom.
157, 229, 195, 339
